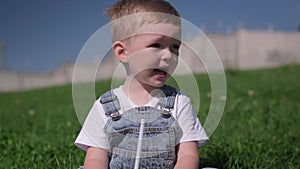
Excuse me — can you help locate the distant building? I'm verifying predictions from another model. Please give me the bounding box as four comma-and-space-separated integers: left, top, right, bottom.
0, 42, 5, 71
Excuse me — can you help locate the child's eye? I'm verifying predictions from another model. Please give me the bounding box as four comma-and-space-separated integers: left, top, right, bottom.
149, 43, 162, 48
172, 44, 180, 50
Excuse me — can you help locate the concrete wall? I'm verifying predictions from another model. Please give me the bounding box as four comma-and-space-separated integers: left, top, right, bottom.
208, 33, 236, 68
208, 29, 300, 69
234, 30, 300, 69
0, 29, 300, 92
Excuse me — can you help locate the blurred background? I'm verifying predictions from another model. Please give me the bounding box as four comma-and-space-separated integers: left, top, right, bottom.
1, 1, 300, 168
0, 0, 299, 92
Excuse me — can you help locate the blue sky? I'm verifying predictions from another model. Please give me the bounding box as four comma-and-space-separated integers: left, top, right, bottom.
0, 0, 299, 73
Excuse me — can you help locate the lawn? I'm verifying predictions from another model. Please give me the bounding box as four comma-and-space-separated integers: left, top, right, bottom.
0, 65, 299, 169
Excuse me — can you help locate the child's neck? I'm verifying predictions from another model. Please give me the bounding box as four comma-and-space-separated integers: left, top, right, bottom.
122, 80, 159, 106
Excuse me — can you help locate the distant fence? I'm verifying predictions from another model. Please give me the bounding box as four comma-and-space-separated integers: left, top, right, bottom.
0, 29, 299, 92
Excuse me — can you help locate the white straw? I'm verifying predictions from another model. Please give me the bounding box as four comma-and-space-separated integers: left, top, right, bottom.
134, 118, 145, 169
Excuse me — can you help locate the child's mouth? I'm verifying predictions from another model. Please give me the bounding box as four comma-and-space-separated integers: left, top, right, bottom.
153, 68, 167, 75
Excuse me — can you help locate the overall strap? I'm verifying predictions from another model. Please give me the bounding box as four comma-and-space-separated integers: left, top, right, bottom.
99, 90, 121, 120
159, 85, 177, 110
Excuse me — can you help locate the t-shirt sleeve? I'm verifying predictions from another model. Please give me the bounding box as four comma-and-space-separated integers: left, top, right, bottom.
74, 100, 110, 151
175, 94, 209, 147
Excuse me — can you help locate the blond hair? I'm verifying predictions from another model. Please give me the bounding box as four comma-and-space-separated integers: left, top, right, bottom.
105, 0, 181, 42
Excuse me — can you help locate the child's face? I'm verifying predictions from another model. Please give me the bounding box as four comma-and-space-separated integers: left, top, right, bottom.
125, 23, 181, 88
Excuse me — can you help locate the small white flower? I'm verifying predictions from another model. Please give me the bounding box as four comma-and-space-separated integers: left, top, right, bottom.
248, 90, 254, 96
220, 95, 227, 100
67, 121, 72, 127
28, 109, 35, 116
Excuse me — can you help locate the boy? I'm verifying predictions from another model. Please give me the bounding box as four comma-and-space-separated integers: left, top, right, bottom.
75, 0, 209, 168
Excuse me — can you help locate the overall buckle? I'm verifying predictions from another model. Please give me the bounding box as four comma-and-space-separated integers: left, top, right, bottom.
111, 112, 121, 121
161, 108, 171, 118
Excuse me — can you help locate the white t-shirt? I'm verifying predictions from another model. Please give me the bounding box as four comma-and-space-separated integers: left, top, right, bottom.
75, 86, 209, 151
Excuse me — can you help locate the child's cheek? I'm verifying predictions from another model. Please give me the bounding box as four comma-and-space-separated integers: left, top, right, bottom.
169, 55, 178, 73
128, 49, 161, 75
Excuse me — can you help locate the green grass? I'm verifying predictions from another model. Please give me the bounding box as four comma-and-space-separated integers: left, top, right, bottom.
0, 65, 299, 168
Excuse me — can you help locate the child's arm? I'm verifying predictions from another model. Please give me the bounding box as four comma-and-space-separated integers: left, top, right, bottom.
174, 141, 199, 169
84, 146, 109, 169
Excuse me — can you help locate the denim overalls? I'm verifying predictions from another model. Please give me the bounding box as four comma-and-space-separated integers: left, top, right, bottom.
100, 85, 180, 169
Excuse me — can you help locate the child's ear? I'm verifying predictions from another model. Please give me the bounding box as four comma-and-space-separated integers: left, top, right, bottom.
113, 41, 128, 63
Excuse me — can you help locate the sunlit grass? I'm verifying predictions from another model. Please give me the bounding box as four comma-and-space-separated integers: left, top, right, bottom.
0, 65, 299, 168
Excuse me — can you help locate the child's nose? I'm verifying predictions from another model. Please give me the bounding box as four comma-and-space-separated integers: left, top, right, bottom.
161, 48, 173, 61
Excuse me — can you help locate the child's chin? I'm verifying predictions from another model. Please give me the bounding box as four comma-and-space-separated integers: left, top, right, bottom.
151, 81, 166, 88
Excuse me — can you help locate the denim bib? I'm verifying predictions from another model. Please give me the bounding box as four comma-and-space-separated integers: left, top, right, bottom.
101, 85, 180, 169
